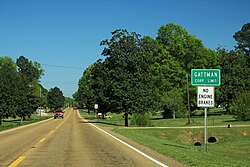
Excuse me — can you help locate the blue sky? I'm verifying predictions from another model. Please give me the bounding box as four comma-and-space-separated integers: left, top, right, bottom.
0, 0, 249, 97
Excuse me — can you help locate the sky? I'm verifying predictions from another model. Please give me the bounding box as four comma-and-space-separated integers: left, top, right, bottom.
0, 0, 249, 97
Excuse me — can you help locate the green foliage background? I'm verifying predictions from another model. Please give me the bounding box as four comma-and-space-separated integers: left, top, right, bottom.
75, 23, 250, 126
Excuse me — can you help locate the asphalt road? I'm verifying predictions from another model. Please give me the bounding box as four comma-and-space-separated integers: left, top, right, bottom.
0, 108, 184, 167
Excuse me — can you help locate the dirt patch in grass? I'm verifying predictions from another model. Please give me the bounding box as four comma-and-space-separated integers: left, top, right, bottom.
241, 130, 248, 136
177, 131, 203, 144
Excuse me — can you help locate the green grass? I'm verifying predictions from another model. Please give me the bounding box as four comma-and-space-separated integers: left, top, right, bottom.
0, 115, 52, 132
79, 109, 250, 127
79, 110, 126, 127
114, 127, 250, 167
79, 109, 250, 166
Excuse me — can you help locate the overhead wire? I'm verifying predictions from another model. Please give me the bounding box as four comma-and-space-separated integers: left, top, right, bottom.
41, 63, 85, 70
40, 63, 82, 84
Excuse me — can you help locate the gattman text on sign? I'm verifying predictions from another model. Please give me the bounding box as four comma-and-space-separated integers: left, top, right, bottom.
197, 86, 214, 108
191, 69, 220, 86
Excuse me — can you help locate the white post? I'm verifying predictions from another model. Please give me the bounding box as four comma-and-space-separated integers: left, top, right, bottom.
204, 107, 208, 152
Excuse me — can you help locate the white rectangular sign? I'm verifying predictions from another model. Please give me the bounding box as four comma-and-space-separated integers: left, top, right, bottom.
197, 86, 214, 108
94, 104, 98, 110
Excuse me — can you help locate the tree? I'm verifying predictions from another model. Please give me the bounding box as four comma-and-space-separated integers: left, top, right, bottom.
15, 56, 45, 119
96, 29, 159, 126
156, 23, 220, 124
0, 56, 16, 69
217, 48, 250, 111
0, 62, 20, 125
233, 23, 250, 59
143, 36, 185, 92
16, 56, 44, 102
161, 89, 186, 119
39, 85, 49, 107
15, 84, 40, 123
16, 56, 40, 83
156, 23, 219, 71
75, 64, 96, 111
230, 91, 250, 121
48, 87, 65, 110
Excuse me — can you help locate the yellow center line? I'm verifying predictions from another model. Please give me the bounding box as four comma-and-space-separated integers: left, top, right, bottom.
39, 138, 46, 143
8, 156, 26, 167
50, 130, 55, 134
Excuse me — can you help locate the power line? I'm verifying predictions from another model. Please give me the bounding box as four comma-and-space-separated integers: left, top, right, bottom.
42, 83, 77, 85
41, 63, 84, 70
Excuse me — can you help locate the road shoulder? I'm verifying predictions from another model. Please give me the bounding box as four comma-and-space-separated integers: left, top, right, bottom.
77, 110, 188, 167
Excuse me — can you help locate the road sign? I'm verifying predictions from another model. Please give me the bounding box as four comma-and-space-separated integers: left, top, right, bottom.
191, 69, 220, 86
197, 86, 214, 108
94, 104, 98, 110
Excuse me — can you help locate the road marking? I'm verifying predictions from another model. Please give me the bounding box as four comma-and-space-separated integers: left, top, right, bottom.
90, 123, 168, 167
0, 118, 53, 135
8, 156, 26, 167
39, 138, 46, 143
50, 130, 55, 134
77, 111, 168, 167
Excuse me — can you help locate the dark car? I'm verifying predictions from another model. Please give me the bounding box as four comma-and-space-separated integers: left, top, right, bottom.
54, 108, 64, 119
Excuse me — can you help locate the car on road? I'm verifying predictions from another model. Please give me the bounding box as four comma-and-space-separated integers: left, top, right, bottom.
54, 108, 64, 119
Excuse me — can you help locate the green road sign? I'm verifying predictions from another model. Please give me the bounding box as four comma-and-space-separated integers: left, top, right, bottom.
191, 69, 221, 86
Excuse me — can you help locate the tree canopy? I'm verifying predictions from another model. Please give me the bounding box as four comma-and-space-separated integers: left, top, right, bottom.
0, 56, 51, 124
0, 62, 21, 125
233, 23, 250, 57
48, 87, 65, 110
73, 22, 250, 125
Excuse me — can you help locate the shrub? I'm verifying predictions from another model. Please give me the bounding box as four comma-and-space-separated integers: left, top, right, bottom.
230, 91, 250, 121
161, 89, 186, 119
130, 113, 152, 127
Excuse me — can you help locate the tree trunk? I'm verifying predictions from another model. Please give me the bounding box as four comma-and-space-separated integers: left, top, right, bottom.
186, 73, 191, 125
21, 117, 23, 125
124, 112, 128, 127
0, 115, 2, 126
225, 104, 229, 113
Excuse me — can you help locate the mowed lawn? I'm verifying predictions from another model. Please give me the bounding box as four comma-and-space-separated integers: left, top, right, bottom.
80, 109, 250, 166
114, 127, 250, 167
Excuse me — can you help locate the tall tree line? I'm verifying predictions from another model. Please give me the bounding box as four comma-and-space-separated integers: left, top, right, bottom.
0, 56, 47, 124
75, 23, 250, 126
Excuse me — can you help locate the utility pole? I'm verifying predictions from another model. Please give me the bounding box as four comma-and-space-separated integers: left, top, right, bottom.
40, 87, 42, 120
186, 73, 191, 125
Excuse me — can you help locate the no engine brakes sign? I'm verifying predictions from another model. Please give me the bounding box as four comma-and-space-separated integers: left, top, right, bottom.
197, 86, 214, 108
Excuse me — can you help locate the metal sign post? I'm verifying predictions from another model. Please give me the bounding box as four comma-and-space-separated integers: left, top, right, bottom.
197, 87, 214, 153
191, 69, 221, 153
204, 107, 208, 152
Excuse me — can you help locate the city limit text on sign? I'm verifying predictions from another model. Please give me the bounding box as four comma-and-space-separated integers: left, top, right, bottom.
191, 69, 220, 86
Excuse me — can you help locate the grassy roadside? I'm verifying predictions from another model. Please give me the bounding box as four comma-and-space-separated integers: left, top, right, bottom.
114, 127, 250, 167
0, 114, 52, 132
79, 109, 250, 166
79, 109, 250, 127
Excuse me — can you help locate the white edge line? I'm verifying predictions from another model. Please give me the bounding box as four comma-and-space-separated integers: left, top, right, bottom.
0, 108, 71, 135
77, 111, 168, 167
0, 117, 53, 135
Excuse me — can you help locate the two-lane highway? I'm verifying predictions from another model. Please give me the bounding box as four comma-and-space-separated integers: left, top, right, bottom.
0, 111, 60, 166
0, 108, 172, 167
